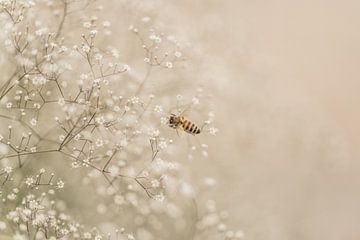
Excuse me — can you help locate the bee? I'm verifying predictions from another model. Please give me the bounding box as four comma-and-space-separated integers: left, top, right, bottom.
168, 114, 201, 135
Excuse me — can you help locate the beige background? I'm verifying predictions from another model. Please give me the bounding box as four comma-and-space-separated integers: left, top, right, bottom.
2, 0, 359, 239
162, 0, 360, 239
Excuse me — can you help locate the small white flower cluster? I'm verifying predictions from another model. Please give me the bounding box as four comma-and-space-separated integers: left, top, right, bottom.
1, 189, 127, 239
195, 200, 244, 240
129, 24, 184, 70
0, 1, 239, 239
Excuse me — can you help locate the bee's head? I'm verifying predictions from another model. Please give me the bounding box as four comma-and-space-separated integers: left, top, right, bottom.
168, 114, 177, 125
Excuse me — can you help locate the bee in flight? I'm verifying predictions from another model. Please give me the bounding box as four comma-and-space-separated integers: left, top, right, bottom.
168, 114, 201, 135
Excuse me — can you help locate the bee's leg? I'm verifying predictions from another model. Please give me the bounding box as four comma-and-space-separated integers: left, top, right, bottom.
176, 129, 180, 137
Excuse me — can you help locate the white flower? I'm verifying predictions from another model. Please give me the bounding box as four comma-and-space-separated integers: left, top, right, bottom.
35, 28, 48, 36
154, 193, 165, 202
25, 177, 35, 187
148, 128, 160, 137
93, 78, 101, 84
203, 177, 217, 187
83, 22, 91, 28
6, 210, 19, 222
30, 118, 37, 126
32, 76, 46, 85
0, 143, 8, 155
208, 111, 215, 118
13, 232, 26, 240
158, 140, 167, 149
142, 16, 151, 22
226, 231, 235, 238
127, 234, 135, 240
235, 230, 245, 239
0, 221, 6, 230
160, 117, 168, 125
90, 30, 98, 37
174, 51, 182, 58
103, 21, 111, 27
56, 179, 64, 189
33, 103, 41, 109
7, 193, 16, 200
82, 45, 91, 53
80, 73, 88, 80
116, 161, 126, 168
154, 105, 163, 113
59, 135, 65, 141
29, 200, 39, 210
94, 53, 102, 61
151, 179, 160, 188
109, 165, 119, 176
114, 106, 120, 112
4, 166, 12, 174
130, 96, 139, 104
96, 116, 105, 125
83, 232, 92, 239
32, 213, 46, 226
209, 127, 219, 136
217, 223, 227, 232
202, 150, 208, 157
165, 62, 173, 68
192, 97, 200, 105
180, 182, 194, 196
71, 161, 81, 168
123, 64, 130, 71
74, 134, 81, 141
95, 139, 103, 147
58, 98, 65, 106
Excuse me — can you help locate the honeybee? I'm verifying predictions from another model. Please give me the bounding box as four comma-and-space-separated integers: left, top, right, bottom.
168, 114, 201, 135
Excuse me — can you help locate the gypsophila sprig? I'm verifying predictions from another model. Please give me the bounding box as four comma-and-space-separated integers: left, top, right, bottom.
0, 1, 240, 239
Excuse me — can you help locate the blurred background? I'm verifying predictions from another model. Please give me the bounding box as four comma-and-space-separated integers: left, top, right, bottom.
154, 0, 360, 239
2, 0, 360, 239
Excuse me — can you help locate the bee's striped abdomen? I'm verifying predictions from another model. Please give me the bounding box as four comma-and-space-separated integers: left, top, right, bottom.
183, 120, 201, 135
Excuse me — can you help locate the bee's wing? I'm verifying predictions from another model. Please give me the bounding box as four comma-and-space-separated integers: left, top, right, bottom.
167, 106, 179, 115
179, 103, 193, 116
176, 128, 181, 137
167, 103, 190, 116
176, 127, 186, 138
167, 102, 193, 116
